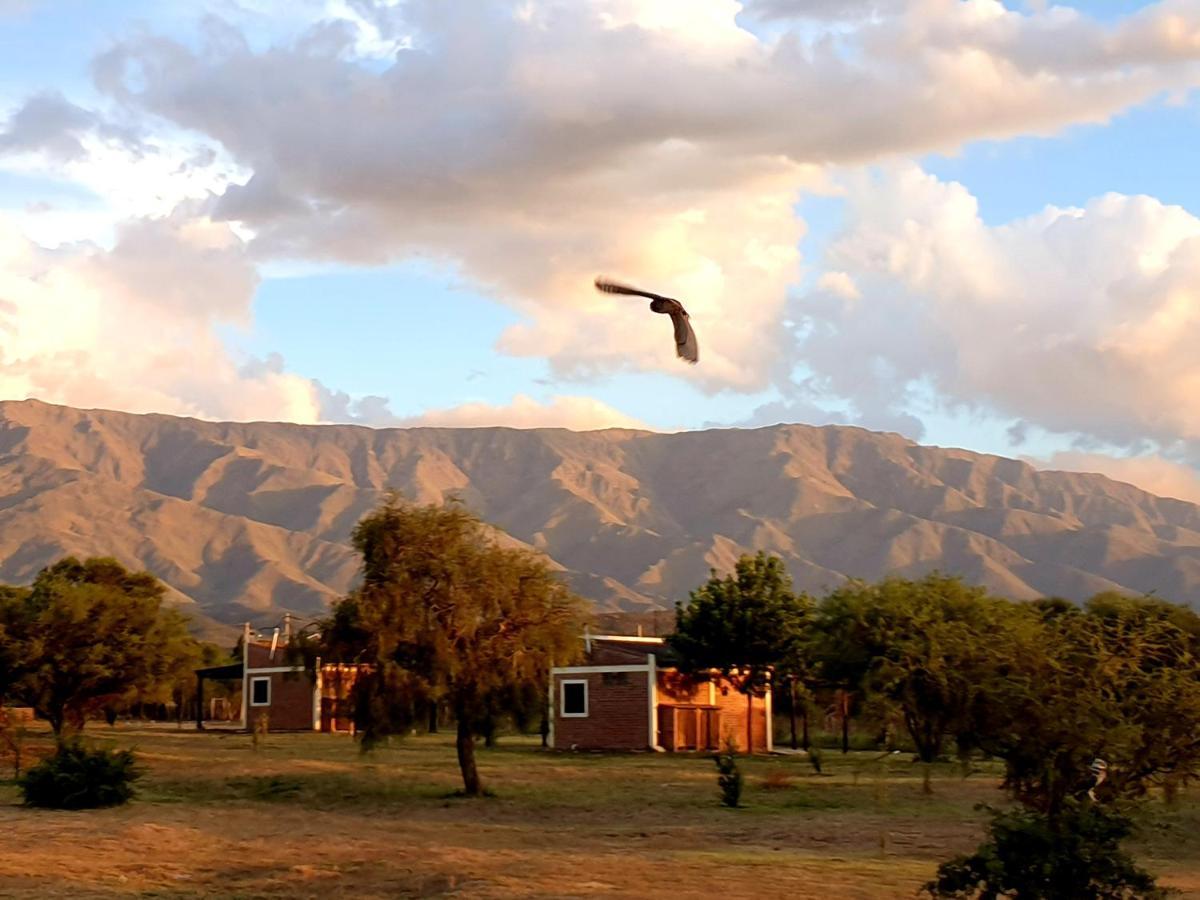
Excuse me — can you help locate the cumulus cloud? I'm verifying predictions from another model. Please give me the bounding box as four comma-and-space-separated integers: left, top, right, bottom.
740, 0, 903, 21
317, 384, 652, 431
394, 393, 652, 431
797, 165, 1200, 450
0, 212, 321, 422
58, 0, 1200, 393
4, 0, 1200, 444
0, 93, 107, 163
1039, 451, 1200, 505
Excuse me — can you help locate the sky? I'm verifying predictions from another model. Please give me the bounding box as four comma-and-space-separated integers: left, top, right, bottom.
4, 0, 1200, 501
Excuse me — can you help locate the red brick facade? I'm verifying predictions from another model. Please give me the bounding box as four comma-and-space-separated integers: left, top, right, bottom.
243, 640, 316, 732
552, 669, 652, 750
247, 670, 314, 731
551, 637, 772, 753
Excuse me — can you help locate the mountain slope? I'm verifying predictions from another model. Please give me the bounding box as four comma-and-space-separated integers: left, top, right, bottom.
0, 399, 1197, 637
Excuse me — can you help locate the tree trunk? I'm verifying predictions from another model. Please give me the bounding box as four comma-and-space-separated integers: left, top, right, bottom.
840, 692, 850, 754
922, 762, 933, 795
456, 718, 483, 796
539, 706, 549, 748
48, 706, 65, 742
428, 701, 439, 734
801, 702, 809, 751
746, 691, 753, 754
1164, 776, 1180, 807
788, 680, 798, 751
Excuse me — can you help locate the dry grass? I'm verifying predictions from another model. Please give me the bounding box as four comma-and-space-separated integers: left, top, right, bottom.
0, 724, 1196, 899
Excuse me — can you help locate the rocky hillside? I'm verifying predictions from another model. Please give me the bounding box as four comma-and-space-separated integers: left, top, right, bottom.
0, 399, 1197, 638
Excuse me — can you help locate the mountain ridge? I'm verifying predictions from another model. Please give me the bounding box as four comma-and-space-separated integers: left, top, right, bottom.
0, 398, 1196, 639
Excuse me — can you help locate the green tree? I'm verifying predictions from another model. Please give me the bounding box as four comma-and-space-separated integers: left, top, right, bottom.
926, 802, 1167, 900
1084, 593, 1200, 804
326, 495, 585, 796
810, 573, 1012, 791
0, 585, 29, 703
669, 552, 811, 752
1, 557, 197, 736
968, 594, 1200, 817
931, 592, 1200, 898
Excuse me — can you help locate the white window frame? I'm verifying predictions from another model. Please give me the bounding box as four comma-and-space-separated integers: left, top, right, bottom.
560, 679, 588, 718
249, 676, 271, 707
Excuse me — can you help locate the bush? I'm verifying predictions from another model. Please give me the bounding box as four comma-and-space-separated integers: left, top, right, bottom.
18, 741, 141, 809
925, 802, 1168, 899
808, 746, 823, 774
714, 739, 743, 808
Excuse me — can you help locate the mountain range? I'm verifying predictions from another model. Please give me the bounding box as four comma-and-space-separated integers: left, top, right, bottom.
0, 398, 1197, 640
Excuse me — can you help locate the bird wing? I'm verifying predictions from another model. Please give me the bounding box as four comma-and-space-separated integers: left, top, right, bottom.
670, 310, 699, 364
594, 276, 672, 304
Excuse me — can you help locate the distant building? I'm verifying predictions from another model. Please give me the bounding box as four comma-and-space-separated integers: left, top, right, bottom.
550, 634, 772, 753
195, 623, 366, 733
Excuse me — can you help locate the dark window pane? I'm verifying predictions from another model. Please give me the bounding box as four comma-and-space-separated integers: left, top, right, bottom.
563, 681, 586, 715
252, 678, 270, 705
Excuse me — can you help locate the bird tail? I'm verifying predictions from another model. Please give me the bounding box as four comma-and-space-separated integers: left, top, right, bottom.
594, 276, 660, 300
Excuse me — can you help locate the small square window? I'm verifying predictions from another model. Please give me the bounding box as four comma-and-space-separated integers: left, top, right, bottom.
250, 676, 271, 706
561, 680, 588, 717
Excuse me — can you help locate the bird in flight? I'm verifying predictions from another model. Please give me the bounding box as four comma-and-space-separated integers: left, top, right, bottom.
594, 277, 699, 364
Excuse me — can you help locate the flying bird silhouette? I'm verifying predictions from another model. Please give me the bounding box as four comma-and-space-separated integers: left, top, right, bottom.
594, 277, 699, 364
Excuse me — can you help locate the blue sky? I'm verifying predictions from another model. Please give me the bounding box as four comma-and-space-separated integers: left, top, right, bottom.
3, 0, 1200, 498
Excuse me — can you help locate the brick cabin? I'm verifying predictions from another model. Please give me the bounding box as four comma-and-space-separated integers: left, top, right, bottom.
550, 634, 772, 753
195, 623, 366, 733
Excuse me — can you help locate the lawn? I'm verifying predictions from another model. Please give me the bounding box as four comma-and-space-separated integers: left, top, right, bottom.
0, 724, 1196, 899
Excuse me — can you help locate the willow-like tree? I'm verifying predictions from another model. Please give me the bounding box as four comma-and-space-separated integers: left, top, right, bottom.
669, 552, 810, 753
331, 495, 585, 796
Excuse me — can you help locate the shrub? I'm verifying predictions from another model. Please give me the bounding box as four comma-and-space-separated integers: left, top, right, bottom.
714, 739, 743, 808
924, 802, 1168, 899
808, 746, 823, 774
18, 741, 140, 809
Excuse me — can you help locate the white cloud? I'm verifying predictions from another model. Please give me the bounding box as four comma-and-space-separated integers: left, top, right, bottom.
64, 0, 1200, 393
4, 0, 1200, 440
816, 270, 860, 300
1039, 451, 1200, 504
797, 165, 1200, 450
0, 212, 320, 422
395, 393, 652, 431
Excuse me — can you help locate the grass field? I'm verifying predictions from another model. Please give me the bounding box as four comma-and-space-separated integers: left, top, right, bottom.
0, 725, 1196, 899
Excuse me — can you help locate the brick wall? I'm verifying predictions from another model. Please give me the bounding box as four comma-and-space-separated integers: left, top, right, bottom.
657, 670, 711, 705
246, 643, 288, 668
657, 671, 770, 753
552, 663, 771, 753
248, 671, 314, 731
553, 670, 650, 750
712, 681, 769, 753
589, 644, 654, 666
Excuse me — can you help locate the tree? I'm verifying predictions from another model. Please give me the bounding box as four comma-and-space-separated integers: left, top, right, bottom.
931, 592, 1200, 898
326, 495, 585, 796
0, 585, 29, 703
1083, 593, 1200, 804
669, 552, 810, 753
966, 594, 1200, 817
810, 573, 1012, 791
926, 802, 1168, 900
0, 557, 197, 736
